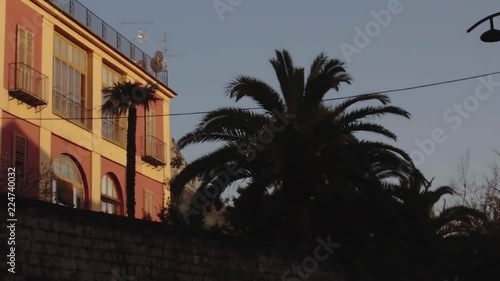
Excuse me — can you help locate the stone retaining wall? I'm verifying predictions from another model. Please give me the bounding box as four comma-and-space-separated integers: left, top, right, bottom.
1, 193, 344, 281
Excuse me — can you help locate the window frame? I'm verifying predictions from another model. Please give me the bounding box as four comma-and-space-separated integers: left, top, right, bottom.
102, 64, 126, 146
12, 133, 27, 187
52, 33, 88, 126
51, 154, 85, 209
100, 174, 122, 215
143, 189, 154, 215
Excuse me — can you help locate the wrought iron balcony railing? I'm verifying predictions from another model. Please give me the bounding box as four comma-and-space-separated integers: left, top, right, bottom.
45, 0, 168, 87
8, 62, 48, 107
142, 135, 167, 166
102, 118, 126, 148
52, 90, 92, 130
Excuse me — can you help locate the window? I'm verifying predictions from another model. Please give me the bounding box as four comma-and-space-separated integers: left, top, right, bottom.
144, 189, 154, 215
16, 25, 34, 92
53, 33, 87, 125
12, 134, 27, 187
146, 109, 155, 137
101, 174, 121, 215
102, 65, 126, 146
145, 109, 156, 156
51, 155, 84, 208
102, 65, 121, 87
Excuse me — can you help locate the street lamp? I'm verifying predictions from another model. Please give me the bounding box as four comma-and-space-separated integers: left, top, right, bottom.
467, 12, 500, 42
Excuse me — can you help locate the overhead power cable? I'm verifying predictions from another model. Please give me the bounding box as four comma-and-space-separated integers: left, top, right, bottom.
2, 70, 499, 121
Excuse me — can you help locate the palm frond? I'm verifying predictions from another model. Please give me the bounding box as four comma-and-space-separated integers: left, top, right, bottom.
177, 108, 270, 149
330, 93, 391, 117
170, 145, 244, 200
342, 122, 398, 141
339, 105, 411, 125
102, 79, 160, 116
303, 58, 352, 110
226, 76, 286, 116
307, 52, 328, 82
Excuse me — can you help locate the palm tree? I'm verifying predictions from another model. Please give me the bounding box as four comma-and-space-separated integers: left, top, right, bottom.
171, 49, 418, 239
102, 80, 159, 218
340, 174, 488, 281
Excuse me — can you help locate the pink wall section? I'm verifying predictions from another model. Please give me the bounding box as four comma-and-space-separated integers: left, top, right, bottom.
3, 0, 44, 90
0, 111, 41, 196
136, 172, 164, 220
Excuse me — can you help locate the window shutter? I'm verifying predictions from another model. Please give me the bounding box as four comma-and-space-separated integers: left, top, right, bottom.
146, 109, 155, 137
144, 190, 149, 213
17, 26, 27, 64
144, 190, 154, 214
16, 26, 34, 66
26, 31, 34, 67
149, 193, 154, 214
16, 26, 34, 92
13, 134, 27, 186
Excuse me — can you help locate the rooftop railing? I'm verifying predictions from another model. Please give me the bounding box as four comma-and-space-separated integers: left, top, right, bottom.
45, 0, 168, 87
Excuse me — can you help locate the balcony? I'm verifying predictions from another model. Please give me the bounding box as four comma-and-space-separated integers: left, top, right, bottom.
45, 0, 168, 87
8, 63, 48, 107
52, 90, 92, 130
102, 118, 126, 148
142, 135, 167, 166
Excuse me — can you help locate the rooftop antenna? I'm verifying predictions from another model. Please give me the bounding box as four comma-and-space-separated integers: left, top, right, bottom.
117, 20, 155, 25
160, 32, 185, 59
136, 31, 148, 43
116, 21, 155, 44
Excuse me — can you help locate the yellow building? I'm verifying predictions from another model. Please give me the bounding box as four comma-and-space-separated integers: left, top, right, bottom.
0, 0, 177, 220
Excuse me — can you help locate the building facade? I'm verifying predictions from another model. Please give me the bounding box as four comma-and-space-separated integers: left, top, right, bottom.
0, 0, 177, 220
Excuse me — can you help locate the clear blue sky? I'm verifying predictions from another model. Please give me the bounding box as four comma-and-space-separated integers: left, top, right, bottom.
80, 0, 500, 189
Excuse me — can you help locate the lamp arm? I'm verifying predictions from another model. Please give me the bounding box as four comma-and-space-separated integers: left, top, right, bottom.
467, 12, 500, 33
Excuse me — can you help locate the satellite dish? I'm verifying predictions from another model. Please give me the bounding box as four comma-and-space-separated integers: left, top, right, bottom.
150, 50, 164, 73
137, 60, 146, 70
150, 59, 162, 73
154, 50, 164, 62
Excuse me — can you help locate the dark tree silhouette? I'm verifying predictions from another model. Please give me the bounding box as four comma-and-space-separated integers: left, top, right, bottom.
171, 49, 421, 240
102, 80, 159, 218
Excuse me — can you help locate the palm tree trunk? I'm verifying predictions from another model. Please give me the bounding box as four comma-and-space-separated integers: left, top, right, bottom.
281, 129, 313, 241
126, 105, 137, 218
283, 175, 312, 241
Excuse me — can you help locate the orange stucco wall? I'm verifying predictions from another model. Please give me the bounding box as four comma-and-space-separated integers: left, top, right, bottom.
3, 0, 43, 89
136, 172, 164, 220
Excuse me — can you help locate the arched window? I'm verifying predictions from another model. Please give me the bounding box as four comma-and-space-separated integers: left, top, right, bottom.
52, 154, 84, 208
101, 174, 121, 215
